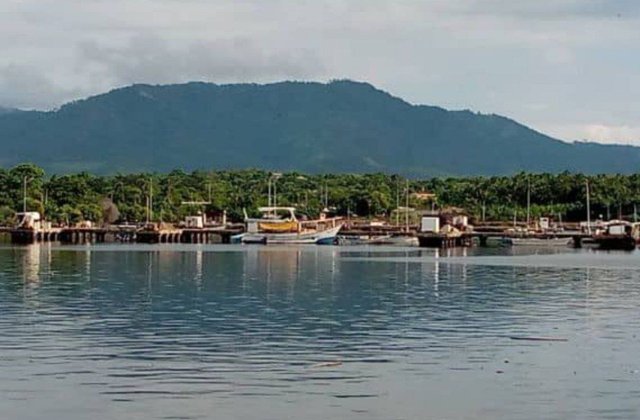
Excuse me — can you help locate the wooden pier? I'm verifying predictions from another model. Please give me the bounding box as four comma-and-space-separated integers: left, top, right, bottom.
417, 233, 474, 248
136, 228, 244, 244
8, 228, 61, 244
59, 228, 108, 244
8, 228, 110, 244
415, 231, 592, 248
2, 223, 597, 249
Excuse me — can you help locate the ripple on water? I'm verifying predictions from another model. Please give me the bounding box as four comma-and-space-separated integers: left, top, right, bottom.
0, 244, 639, 420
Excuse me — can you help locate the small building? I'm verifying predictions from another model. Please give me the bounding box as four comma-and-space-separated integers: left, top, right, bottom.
420, 216, 440, 233
15, 212, 42, 230
539, 217, 550, 230
185, 215, 205, 229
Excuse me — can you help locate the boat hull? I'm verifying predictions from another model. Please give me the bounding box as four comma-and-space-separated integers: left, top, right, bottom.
337, 234, 417, 246
593, 235, 636, 251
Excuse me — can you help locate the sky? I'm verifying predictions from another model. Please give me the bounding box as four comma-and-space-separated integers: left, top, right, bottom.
1, 0, 639, 144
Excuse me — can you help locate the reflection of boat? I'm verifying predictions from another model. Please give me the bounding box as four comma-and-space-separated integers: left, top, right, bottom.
241, 207, 342, 245
505, 237, 572, 247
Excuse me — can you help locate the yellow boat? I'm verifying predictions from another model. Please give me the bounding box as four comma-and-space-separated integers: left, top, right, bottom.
241, 207, 342, 244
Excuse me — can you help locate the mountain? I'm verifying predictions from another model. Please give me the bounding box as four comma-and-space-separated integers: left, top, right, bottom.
0, 80, 639, 176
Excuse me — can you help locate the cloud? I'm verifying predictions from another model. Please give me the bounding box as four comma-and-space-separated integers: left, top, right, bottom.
77, 35, 323, 87
0, 64, 80, 110
542, 123, 640, 145
0, 0, 639, 144
581, 124, 640, 145
443, 0, 640, 19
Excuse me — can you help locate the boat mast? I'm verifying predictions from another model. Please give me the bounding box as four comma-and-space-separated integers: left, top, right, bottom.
274, 179, 277, 208
146, 178, 153, 224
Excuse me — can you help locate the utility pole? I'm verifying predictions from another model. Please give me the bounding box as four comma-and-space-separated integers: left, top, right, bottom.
405, 179, 409, 232
22, 176, 28, 213
396, 181, 400, 226
526, 178, 531, 227
146, 178, 153, 224
325, 183, 329, 208
586, 179, 591, 234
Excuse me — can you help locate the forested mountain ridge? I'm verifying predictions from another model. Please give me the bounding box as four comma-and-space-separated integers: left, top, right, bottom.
0, 80, 638, 175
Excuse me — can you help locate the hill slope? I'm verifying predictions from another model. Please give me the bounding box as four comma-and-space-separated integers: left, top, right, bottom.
0, 80, 638, 176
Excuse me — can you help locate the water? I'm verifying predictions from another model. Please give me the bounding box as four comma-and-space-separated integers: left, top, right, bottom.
1, 244, 640, 420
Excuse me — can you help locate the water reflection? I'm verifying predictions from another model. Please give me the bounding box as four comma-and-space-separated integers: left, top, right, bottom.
21, 243, 43, 285
0, 245, 639, 420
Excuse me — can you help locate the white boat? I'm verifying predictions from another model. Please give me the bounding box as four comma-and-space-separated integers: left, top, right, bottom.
368, 234, 418, 246
337, 234, 418, 246
505, 237, 572, 247
240, 207, 343, 245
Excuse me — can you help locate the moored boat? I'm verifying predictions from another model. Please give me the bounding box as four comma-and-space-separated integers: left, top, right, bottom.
505, 237, 572, 247
240, 207, 342, 245
337, 234, 418, 246
592, 221, 638, 250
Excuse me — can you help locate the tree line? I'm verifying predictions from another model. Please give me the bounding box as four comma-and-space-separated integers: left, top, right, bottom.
0, 163, 638, 226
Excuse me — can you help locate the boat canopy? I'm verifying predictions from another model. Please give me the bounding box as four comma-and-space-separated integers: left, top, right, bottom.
257, 207, 298, 220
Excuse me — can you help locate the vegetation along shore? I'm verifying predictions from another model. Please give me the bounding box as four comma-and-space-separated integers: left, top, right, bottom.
1, 163, 639, 226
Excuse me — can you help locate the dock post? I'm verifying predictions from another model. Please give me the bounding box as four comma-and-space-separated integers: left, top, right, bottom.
573, 236, 583, 248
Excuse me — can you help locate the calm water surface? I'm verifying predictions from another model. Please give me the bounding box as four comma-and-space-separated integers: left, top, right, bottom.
1, 244, 640, 419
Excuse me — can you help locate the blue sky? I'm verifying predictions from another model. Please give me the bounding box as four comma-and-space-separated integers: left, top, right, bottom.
1, 0, 639, 144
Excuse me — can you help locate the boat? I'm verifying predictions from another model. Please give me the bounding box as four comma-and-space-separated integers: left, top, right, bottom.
337, 234, 418, 246
367, 234, 418, 246
592, 220, 638, 250
240, 207, 343, 245
504, 237, 572, 247
336, 234, 390, 246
